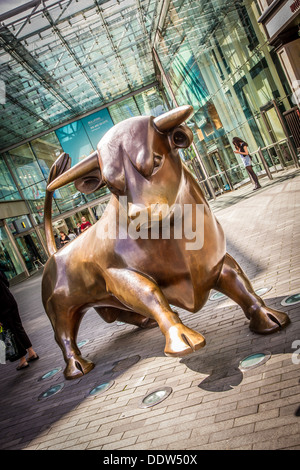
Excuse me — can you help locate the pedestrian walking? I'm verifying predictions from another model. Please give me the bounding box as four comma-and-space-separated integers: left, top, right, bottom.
232, 137, 261, 190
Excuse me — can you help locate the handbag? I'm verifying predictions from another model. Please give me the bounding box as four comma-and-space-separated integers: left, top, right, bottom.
0, 327, 20, 362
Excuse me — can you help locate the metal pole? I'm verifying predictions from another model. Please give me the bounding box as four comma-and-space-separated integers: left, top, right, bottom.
258, 147, 273, 180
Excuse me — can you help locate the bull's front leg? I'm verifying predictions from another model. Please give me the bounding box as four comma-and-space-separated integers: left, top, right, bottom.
106, 268, 206, 356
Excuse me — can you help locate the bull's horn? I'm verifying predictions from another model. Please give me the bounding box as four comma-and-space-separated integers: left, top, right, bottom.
47, 151, 99, 192
153, 105, 193, 132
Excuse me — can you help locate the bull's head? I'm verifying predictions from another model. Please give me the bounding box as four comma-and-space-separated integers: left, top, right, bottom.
47, 105, 194, 222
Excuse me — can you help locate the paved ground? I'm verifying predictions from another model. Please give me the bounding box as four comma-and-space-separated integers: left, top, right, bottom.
0, 168, 300, 452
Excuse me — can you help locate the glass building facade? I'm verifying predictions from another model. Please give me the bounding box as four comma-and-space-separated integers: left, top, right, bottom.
0, 0, 299, 282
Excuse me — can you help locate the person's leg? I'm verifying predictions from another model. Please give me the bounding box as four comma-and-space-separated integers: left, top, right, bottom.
8, 307, 38, 367
246, 165, 261, 188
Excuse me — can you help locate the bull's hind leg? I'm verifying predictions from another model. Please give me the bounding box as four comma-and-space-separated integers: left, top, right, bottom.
47, 303, 95, 380
94, 306, 158, 329
215, 253, 290, 334
105, 268, 206, 356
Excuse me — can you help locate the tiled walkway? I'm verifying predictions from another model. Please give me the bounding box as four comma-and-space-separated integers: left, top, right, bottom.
1, 169, 299, 451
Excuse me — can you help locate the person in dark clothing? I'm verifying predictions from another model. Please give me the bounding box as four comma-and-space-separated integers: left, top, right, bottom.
232, 137, 261, 190
0, 272, 38, 371
74, 222, 81, 236
59, 231, 70, 246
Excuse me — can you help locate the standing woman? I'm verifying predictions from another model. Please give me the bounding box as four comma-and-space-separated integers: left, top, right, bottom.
232, 137, 261, 190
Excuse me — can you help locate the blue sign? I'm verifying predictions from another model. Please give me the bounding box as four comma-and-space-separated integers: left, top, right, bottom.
82, 108, 114, 149
55, 120, 92, 166
55, 108, 114, 166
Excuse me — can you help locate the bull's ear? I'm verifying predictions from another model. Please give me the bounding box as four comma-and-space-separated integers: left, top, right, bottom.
74, 168, 104, 194
169, 124, 193, 149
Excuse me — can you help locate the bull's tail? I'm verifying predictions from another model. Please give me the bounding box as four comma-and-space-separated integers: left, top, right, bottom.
44, 153, 71, 256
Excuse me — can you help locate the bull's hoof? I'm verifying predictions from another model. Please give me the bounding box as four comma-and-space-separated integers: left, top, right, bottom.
64, 356, 95, 380
249, 307, 290, 335
164, 324, 206, 357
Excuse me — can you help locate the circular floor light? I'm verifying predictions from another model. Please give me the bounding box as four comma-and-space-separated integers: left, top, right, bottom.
38, 383, 64, 400
255, 286, 272, 296
140, 386, 172, 408
77, 339, 89, 348
239, 351, 271, 372
38, 367, 62, 382
88, 380, 114, 398
281, 293, 300, 306
209, 291, 226, 301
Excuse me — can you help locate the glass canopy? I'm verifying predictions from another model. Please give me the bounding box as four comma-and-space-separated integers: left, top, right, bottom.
0, 0, 163, 151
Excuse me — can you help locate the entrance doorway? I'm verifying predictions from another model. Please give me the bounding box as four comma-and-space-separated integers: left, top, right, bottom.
15, 232, 47, 273
260, 101, 298, 168
0, 225, 24, 280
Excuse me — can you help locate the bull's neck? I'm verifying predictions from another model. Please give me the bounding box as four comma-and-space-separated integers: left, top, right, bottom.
175, 164, 208, 207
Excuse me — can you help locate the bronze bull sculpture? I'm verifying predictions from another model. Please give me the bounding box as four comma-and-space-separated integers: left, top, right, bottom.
42, 105, 290, 380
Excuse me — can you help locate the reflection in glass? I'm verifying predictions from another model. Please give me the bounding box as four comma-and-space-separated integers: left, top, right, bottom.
109, 96, 140, 123
91, 200, 109, 220
30, 132, 64, 178
134, 88, 167, 117
15, 233, 46, 273
0, 158, 21, 201
0, 226, 23, 279
53, 184, 87, 213
6, 144, 45, 190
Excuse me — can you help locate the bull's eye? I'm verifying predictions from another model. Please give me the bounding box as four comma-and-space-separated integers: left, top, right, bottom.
153, 154, 163, 174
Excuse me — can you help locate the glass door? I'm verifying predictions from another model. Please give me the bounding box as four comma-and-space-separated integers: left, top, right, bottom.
15, 232, 47, 273
260, 102, 297, 168
0, 225, 24, 280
